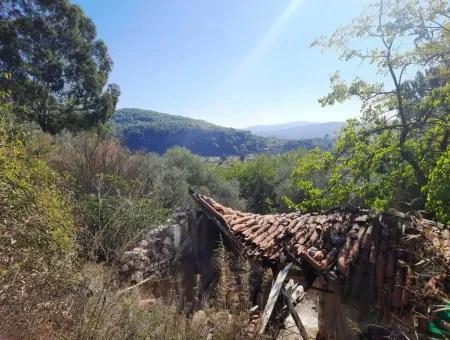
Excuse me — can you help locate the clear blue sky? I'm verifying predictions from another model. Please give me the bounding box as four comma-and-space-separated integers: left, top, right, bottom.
74, 0, 371, 128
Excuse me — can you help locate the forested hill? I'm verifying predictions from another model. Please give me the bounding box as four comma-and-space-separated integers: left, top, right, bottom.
110, 108, 331, 156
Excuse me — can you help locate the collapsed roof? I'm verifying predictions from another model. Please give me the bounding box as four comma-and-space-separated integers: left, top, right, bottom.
196, 194, 450, 263
195, 193, 450, 322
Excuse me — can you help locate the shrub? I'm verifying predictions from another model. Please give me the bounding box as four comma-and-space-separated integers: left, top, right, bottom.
215, 151, 305, 213
163, 147, 244, 209
79, 176, 170, 262
0, 119, 77, 336
424, 148, 450, 224
71, 263, 253, 340
50, 131, 129, 193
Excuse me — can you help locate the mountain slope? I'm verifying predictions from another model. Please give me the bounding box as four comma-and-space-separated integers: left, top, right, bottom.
246, 121, 312, 133
110, 108, 331, 156
246, 121, 345, 140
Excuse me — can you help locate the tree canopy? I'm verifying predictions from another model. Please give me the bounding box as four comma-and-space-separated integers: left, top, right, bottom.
0, 0, 120, 133
290, 0, 449, 223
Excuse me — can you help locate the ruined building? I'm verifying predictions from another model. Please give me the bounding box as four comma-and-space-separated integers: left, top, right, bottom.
122, 193, 450, 339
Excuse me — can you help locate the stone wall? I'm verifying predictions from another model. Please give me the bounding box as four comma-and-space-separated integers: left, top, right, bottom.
119, 207, 224, 301
120, 208, 189, 283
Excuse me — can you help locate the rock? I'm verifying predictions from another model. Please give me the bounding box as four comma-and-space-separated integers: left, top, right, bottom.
292, 285, 305, 302
432, 237, 440, 247
443, 229, 450, 239
139, 239, 149, 248
131, 271, 143, 283
119, 208, 190, 283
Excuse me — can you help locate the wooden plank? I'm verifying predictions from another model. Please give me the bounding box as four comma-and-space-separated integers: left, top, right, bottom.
258, 263, 292, 335
282, 287, 309, 340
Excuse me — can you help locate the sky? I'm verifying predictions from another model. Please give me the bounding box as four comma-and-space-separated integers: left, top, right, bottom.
74, 0, 373, 128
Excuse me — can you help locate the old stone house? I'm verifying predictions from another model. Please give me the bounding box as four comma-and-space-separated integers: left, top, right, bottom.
122, 193, 450, 339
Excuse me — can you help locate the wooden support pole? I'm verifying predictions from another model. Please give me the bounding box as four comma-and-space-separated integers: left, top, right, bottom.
258, 262, 292, 335
282, 287, 309, 340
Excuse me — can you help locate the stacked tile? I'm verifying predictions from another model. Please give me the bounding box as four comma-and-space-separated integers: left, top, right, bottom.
197, 194, 450, 316
198, 194, 371, 269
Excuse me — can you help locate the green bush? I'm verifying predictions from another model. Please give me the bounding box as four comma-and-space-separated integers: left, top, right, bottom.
80, 176, 170, 262
424, 148, 450, 224
215, 151, 305, 213
0, 119, 77, 335
163, 147, 244, 209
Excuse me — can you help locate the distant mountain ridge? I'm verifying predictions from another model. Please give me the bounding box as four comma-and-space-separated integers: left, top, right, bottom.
246, 121, 312, 132
246, 121, 345, 140
110, 108, 332, 156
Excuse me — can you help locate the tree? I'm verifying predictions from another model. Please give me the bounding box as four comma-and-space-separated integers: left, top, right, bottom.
290, 0, 449, 219
213, 151, 307, 214
423, 148, 450, 224
0, 0, 120, 133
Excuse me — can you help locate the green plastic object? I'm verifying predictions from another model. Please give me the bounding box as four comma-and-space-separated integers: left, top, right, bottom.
428, 302, 450, 339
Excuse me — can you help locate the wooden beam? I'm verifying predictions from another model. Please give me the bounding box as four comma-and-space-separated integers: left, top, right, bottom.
258, 262, 292, 335
282, 287, 309, 340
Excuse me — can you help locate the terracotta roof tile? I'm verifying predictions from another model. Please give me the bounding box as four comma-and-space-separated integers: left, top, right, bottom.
197, 191, 450, 318
197, 194, 373, 268
195, 194, 449, 312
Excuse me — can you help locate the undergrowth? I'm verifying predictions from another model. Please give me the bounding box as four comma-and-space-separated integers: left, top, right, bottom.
0, 119, 261, 339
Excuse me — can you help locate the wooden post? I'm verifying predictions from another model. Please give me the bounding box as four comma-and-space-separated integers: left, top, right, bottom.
258, 263, 292, 335
282, 287, 309, 340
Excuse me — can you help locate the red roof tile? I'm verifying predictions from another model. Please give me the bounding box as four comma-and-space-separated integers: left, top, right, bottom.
195, 193, 450, 312
197, 194, 374, 269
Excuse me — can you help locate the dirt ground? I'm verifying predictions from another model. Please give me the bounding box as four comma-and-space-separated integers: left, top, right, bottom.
278, 291, 319, 340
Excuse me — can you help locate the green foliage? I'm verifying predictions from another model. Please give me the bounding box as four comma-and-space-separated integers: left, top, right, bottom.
291, 0, 450, 222
0, 118, 77, 332
48, 130, 244, 209
218, 155, 278, 213
0, 0, 120, 133
216, 151, 305, 213
314, 0, 449, 187
163, 147, 244, 208
80, 177, 170, 262
424, 148, 450, 224
289, 121, 419, 212
0, 72, 12, 112
42, 132, 245, 260
111, 108, 329, 157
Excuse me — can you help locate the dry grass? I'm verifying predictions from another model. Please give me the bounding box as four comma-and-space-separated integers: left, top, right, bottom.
1, 254, 260, 339
71, 262, 255, 340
